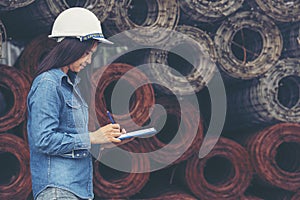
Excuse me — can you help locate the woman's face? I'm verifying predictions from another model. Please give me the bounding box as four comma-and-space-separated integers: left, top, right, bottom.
69, 43, 98, 73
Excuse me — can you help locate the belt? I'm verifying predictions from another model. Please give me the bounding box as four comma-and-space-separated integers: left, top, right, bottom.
61, 149, 90, 158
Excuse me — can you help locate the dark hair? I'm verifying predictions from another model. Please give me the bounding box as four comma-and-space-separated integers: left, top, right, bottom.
35, 38, 97, 77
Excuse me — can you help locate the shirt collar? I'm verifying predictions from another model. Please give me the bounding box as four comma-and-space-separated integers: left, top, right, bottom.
51, 68, 81, 86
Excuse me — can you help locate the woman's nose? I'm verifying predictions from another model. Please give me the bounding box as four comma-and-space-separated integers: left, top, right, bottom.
86, 54, 92, 64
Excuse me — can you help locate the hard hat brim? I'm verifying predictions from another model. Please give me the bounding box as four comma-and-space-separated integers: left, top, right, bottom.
93, 36, 114, 44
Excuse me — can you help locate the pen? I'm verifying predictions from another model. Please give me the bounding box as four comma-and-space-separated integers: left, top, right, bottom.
107, 111, 123, 132
107, 110, 115, 124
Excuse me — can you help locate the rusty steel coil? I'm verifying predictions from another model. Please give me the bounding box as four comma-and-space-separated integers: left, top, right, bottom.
145, 191, 197, 200
280, 22, 300, 58
225, 58, 300, 130
145, 191, 196, 200
0, 133, 31, 199
18, 120, 28, 144
291, 191, 300, 200
139, 188, 197, 200
255, 0, 300, 22
214, 11, 282, 80
91, 63, 155, 131
19, 68, 33, 85
132, 167, 197, 199
245, 123, 300, 191
103, 0, 179, 45
239, 195, 263, 200
182, 137, 253, 200
0, 0, 35, 11
0, 65, 31, 132
179, 0, 244, 22
246, 186, 295, 200
146, 25, 217, 95
93, 140, 150, 199
14, 34, 57, 78
139, 96, 203, 165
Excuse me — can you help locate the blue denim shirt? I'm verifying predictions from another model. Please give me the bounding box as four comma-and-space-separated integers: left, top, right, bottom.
27, 68, 94, 199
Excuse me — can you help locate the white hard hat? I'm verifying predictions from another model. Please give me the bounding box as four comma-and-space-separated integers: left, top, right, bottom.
49, 7, 113, 44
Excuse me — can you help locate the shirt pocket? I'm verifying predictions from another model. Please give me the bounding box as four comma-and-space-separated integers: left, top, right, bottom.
65, 100, 85, 129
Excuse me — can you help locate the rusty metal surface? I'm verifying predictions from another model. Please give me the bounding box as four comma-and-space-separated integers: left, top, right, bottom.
139, 96, 204, 165
183, 137, 253, 200
0, 133, 31, 199
14, 34, 57, 77
91, 63, 155, 131
245, 123, 300, 191
93, 140, 150, 198
0, 65, 31, 132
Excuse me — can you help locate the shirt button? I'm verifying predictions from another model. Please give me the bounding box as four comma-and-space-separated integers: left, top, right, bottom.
76, 154, 80, 157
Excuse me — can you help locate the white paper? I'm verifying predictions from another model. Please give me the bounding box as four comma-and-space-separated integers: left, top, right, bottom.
118, 127, 157, 140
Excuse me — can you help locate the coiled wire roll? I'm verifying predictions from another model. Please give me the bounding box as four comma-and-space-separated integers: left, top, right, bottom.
91, 63, 155, 131
245, 123, 300, 191
15, 119, 29, 144
0, 0, 35, 11
254, 0, 300, 22
139, 96, 203, 165
0, 133, 31, 199
14, 34, 57, 78
146, 25, 217, 95
239, 195, 263, 200
291, 191, 300, 200
245, 186, 295, 200
142, 190, 197, 200
214, 11, 282, 80
180, 137, 253, 200
0, 65, 31, 132
225, 58, 300, 131
103, 0, 179, 45
179, 0, 244, 22
93, 140, 150, 199
135, 174, 197, 200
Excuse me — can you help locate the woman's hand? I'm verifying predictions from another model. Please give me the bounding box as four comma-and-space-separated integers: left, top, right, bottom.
89, 123, 126, 144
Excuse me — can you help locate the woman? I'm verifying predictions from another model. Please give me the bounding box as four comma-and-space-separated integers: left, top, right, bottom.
27, 7, 125, 200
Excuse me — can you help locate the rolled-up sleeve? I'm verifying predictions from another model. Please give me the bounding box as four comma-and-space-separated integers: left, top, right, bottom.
27, 78, 91, 155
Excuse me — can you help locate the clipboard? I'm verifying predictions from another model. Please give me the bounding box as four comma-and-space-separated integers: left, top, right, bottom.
118, 127, 157, 140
